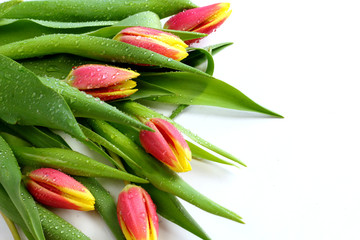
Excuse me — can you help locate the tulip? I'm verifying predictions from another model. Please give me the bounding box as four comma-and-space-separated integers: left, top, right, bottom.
25, 168, 95, 211
65, 64, 139, 101
164, 3, 232, 44
113, 26, 188, 61
139, 118, 192, 172
117, 184, 158, 240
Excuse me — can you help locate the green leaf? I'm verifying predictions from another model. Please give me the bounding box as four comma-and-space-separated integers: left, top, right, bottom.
0, 211, 22, 240
127, 80, 174, 101
39, 77, 152, 131
11, 146, 148, 183
79, 124, 127, 171
36, 204, 91, 240
76, 177, 126, 240
169, 104, 190, 119
141, 183, 211, 240
0, 185, 37, 240
0, 11, 162, 46
0, 0, 22, 17
80, 121, 142, 171
0, 18, 121, 29
169, 46, 216, 119
86, 11, 162, 38
183, 42, 234, 68
0, 185, 91, 240
0, 120, 69, 149
88, 25, 206, 42
0, 54, 86, 140
20, 54, 98, 79
138, 72, 283, 117
186, 47, 215, 75
2, 0, 197, 21
0, 19, 116, 46
88, 119, 244, 224
0, 136, 45, 240
0, 34, 208, 76
188, 141, 237, 167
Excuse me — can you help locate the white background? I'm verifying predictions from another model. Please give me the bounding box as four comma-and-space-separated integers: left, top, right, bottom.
1, 0, 360, 239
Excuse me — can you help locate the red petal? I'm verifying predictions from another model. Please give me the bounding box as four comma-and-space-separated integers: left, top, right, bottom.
164, 3, 228, 31
139, 121, 178, 167
29, 168, 87, 192
66, 64, 139, 90
117, 185, 151, 239
26, 180, 83, 210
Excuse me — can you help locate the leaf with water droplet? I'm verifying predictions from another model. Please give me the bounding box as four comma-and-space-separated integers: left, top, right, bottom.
0, 0, 23, 18
0, 136, 45, 240
2, 0, 197, 21
0, 34, 207, 76
36, 204, 90, 240
11, 146, 148, 184
39, 76, 152, 131
0, 54, 85, 140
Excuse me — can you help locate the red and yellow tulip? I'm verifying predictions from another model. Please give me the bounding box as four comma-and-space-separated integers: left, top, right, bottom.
65, 64, 139, 101
113, 26, 188, 61
117, 184, 158, 240
139, 118, 192, 172
164, 3, 232, 44
25, 168, 95, 211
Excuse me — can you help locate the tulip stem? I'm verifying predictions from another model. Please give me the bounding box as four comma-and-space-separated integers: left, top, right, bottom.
108, 151, 131, 185
108, 150, 126, 170
0, 211, 21, 240
170, 104, 189, 119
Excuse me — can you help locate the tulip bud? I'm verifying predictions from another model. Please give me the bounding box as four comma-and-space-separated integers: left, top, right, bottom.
65, 64, 139, 101
117, 184, 158, 240
113, 26, 188, 61
164, 3, 232, 44
25, 168, 95, 211
139, 118, 192, 172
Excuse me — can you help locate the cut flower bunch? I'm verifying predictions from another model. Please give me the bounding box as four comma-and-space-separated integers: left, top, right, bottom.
0, 0, 282, 239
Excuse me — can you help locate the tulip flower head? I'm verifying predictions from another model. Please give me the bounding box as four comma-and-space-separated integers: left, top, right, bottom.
117, 184, 158, 240
113, 26, 189, 61
25, 168, 95, 211
140, 118, 192, 172
65, 64, 139, 101
164, 3, 232, 44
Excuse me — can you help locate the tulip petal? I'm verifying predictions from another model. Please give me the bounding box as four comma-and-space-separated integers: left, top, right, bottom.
66, 64, 139, 90
164, 3, 231, 44
194, 4, 232, 34
150, 118, 192, 172
140, 121, 178, 168
114, 26, 188, 61
26, 180, 94, 211
27, 168, 95, 211
84, 80, 138, 101
117, 185, 158, 240
165, 3, 230, 31
119, 27, 187, 48
143, 189, 159, 239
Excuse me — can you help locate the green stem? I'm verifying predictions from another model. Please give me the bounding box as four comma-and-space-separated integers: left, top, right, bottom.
108, 151, 130, 185
169, 104, 190, 119
0, 211, 21, 240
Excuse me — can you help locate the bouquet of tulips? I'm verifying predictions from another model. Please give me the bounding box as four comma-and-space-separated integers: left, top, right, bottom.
0, 0, 282, 239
